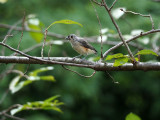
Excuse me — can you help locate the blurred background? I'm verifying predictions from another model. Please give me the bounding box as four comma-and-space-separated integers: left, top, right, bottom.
0, 0, 160, 120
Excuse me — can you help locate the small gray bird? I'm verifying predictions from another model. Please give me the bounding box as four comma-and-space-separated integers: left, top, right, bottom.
65, 34, 97, 58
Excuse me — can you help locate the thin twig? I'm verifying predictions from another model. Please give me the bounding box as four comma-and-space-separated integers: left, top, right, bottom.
2, 113, 25, 120
92, 0, 104, 6
0, 104, 21, 114
0, 104, 25, 120
2, 35, 13, 43
24, 64, 30, 75
1, 20, 22, 56
96, 0, 136, 62
0, 23, 65, 39
0, 64, 16, 80
109, 0, 118, 11
0, 89, 9, 104
48, 43, 52, 60
41, 30, 48, 58
4, 70, 29, 79
90, 0, 103, 58
120, 9, 155, 30
14, 12, 26, 56
105, 71, 119, 84
103, 29, 160, 58
62, 65, 96, 78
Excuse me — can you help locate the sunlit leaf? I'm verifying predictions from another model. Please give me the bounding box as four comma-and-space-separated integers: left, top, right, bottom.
97, 35, 108, 42
125, 113, 141, 120
137, 37, 149, 45
0, 0, 7, 4
29, 66, 54, 76
136, 49, 158, 56
47, 19, 83, 30
123, 35, 133, 40
9, 67, 55, 93
112, 7, 126, 19
106, 53, 125, 61
9, 76, 22, 93
45, 95, 60, 102
134, 57, 139, 61
131, 29, 144, 36
51, 40, 64, 45
114, 57, 129, 67
40, 76, 55, 82
10, 96, 64, 115
27, 18, 44, 43
10, 106, 23, 116
100, 28, 109, 34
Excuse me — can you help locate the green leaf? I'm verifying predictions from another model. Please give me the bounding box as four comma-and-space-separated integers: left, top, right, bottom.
40, 76, 55, 82
134, 57, 139, 61
10, 96, 64, 115
106, 53, 125, 61
9, 76, 23, 94
113, 57, 129, 67
9, 67, 55, 93
27, 18, 44, 43
29, 66, 54, 76
45, 95, 60, 102
10, 106, 23, 116
125, 113, 141, 120
136, 49, 158, 56
47, 19, 83, 30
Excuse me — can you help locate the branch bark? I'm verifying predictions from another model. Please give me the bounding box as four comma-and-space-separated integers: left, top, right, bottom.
0, 56, 160, 71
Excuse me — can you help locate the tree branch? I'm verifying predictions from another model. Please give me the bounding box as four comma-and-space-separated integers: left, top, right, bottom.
0, 56, 160, 71
0, 23, 65, 39
101, 0, 136, 62
103, 29, 160, 58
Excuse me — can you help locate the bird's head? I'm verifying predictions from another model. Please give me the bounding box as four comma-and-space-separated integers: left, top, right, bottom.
65, 34, 77, 41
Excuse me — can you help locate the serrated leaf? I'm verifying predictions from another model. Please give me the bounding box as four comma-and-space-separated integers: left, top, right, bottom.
47, 19, 83, 30
125, 113, 141, 120
113, 57, 129, 67
106, 53, 125, 61
10, 96, 64, 115
136, 49, 158, 56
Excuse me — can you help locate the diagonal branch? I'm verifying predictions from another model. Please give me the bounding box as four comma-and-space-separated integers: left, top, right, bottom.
109, 0, 118, 11
0, 23, 65, 39
101, 0, 136, 62
103, 29, 160, 58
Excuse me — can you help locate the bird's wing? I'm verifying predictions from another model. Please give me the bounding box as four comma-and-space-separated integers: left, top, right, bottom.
77, 38, 97, 53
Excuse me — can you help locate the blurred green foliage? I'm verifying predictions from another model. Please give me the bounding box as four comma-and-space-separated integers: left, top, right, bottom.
0, 0, 160, 120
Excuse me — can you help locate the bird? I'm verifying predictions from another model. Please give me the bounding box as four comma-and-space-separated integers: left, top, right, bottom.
65, 34, 97, 59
